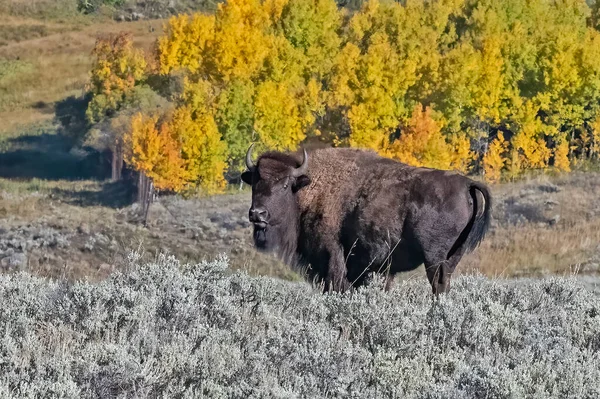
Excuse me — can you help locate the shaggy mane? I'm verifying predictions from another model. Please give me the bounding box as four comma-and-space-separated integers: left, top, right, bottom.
256, 151, 305, 180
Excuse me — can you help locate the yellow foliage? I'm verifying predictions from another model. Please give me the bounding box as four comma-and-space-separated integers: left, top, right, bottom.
87, 32, 148, 123
264, 0, 289, 22
483, 132, 508, 183
591, 113, 600, 159
157, 14, 215, 75
448, 132, 474, 173
254, 80, 308, 150
125, 113, 188, 192
473, 35, 510, 123
168, 105, 228, 194
553, 135, 571, 172
327, 43, 361, 108
511, 102, 551, 170
345, 32, 405, 151
211, 0, 272, 82
124, 76, 228, 194
95, 0, 600, 190
506, 148, 522, 181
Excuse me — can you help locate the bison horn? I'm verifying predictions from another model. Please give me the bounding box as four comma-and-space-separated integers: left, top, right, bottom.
291, 148, 308, 177
245, 143, 255, 170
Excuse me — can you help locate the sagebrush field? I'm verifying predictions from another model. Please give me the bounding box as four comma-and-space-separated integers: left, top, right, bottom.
0, 254, 598, 398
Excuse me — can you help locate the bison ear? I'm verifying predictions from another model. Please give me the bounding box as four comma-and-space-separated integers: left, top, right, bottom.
241, 171, 253, 185
292, 175, 311, 192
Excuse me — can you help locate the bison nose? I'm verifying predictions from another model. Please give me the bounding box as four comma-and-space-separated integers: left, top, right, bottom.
249, 207, 269, 224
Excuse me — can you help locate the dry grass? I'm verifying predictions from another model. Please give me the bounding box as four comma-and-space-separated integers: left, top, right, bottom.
0, 0, 80, 20
0, 16, 163, 134
459, 172, 600, 278
1, 170, 599, 284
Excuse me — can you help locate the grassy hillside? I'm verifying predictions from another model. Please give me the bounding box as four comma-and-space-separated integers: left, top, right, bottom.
0, 16, 162, 135
2, 170, 600, 283
0, 254, 598, 397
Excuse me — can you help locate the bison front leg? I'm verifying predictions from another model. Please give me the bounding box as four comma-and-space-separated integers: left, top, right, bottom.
324, 246, 351, 293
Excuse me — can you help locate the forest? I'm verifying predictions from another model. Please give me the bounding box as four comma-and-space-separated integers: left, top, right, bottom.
78, 0, 600, 196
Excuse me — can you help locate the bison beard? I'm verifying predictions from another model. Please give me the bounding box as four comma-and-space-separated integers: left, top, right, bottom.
253, 227, 267, 249
242, 146, 492, 295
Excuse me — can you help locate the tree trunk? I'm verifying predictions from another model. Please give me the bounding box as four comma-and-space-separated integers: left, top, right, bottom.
136, 171, 154, 227
137, 171, 146, 204
111, 142, 123, 181
143, 179, 154, 228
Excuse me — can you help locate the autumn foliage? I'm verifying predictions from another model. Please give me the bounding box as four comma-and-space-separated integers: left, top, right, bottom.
86, 0, 600, 193
386, 105, 473, 173
86, 33, 147, 124
124, 113, 188, 192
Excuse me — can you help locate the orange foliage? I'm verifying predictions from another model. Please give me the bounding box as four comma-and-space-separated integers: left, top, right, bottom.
125, 113, 188, 192
386, 105, 473, 172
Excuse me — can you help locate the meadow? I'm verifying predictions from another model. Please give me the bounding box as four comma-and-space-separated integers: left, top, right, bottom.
1, 1, 600, 397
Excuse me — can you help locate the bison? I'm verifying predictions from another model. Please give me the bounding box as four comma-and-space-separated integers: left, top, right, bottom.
241, 145, 492, 295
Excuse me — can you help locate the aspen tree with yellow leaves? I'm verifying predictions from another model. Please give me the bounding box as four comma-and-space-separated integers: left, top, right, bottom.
125, 113, 188, 193
387, 105, 472, 172
86, 33, 147, 124
86, 32, 149, 181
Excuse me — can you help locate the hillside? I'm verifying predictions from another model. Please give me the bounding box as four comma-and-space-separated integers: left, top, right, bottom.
1, 169, 600, 284
0, 254, 598, 397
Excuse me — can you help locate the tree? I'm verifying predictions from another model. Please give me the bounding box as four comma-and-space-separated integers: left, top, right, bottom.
124, 112, 188, 225
278, 0, 341, 80
483, 132, 508, 183
254, 80, 308, 151
591, 113, 600, 160
215, 79, 256, 174
125, 113, 188, 193
170, 78, 228, 194
86, 32, 147, 123
210, 0, 272, 82
510, 101, 551, 171
553, 135, 571, 172
386, 104, 472, 172
88, 0, 600, 190
157, 13, 216, 75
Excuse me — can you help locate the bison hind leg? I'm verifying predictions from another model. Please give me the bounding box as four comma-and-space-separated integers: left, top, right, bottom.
425, 260, 450, 295
424, 246, 467, 295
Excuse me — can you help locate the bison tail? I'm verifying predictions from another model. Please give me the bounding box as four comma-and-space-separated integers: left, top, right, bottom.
464, 181, 492, 254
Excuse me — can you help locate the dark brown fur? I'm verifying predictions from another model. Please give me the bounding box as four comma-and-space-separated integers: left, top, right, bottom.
242, 147, 492, 295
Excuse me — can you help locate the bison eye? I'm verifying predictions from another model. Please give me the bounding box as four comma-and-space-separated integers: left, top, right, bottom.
279, 176, 290, 191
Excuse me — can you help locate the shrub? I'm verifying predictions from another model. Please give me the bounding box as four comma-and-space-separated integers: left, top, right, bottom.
0, 253, 598, 397
77, 0, 126, 14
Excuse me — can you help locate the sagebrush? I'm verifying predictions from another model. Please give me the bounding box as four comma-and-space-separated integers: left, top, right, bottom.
0, 253, 598, 398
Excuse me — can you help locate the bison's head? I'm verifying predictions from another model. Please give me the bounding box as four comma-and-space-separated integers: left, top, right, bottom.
241, 144, 311, 253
